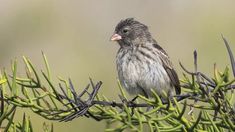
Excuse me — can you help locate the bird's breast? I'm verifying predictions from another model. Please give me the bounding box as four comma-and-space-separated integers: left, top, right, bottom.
116, 48, 172, 96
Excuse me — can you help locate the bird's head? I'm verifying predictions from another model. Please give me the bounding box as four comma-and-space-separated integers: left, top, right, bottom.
111, 18, 152, 48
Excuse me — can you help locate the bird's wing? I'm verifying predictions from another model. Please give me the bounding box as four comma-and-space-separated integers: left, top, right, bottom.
152, 43, 181, 95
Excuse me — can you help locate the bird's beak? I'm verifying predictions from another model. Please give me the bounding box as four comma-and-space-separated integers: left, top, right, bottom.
110, 33, 122, 41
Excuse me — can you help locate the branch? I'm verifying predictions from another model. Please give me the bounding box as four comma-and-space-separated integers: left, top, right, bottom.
0, 36, 234, 131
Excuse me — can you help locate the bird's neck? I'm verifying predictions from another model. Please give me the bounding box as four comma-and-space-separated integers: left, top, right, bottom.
118, 34, 154, 49
132, 32, 153, 45
132, 37, 154, 47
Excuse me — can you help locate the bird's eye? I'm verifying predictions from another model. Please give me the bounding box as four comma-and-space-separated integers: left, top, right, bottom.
122, 28, 129, 34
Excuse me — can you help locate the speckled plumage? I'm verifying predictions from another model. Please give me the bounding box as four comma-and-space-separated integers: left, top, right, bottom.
112, 18, 180, 98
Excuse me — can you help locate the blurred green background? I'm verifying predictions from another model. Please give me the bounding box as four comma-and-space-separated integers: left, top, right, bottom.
0, 0, 235, 131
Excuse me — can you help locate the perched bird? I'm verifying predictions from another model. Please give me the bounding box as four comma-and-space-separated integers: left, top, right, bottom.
110, 18, 180, 98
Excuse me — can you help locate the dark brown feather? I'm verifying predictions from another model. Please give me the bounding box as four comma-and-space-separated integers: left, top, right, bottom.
152, 43, 181, 95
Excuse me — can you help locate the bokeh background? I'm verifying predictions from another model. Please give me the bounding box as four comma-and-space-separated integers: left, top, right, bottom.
0, 0, 235, 131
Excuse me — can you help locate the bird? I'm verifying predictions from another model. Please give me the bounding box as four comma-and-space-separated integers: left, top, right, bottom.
110, 18, 180, 99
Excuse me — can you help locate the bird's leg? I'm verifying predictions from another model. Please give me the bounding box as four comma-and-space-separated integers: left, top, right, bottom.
118, 95, 137, 116
118, 97, 139, 116
127, 96, 139, 116
131, 95, 139, 102
128, 89, 146, 105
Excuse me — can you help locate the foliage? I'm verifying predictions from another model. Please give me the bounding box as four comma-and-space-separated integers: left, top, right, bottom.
0, 37, 235, 131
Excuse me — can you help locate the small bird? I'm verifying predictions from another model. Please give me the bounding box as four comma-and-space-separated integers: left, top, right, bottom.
111, 18, 180, 98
